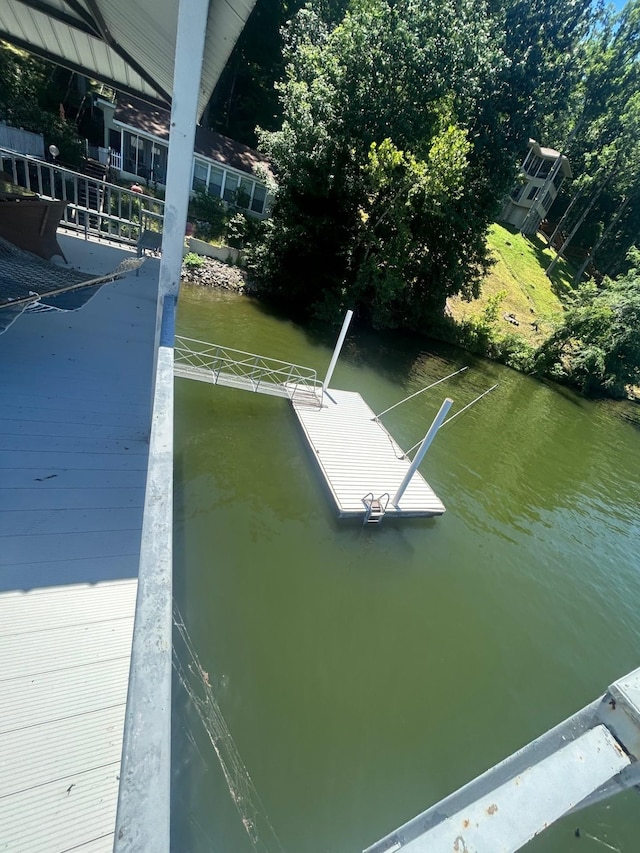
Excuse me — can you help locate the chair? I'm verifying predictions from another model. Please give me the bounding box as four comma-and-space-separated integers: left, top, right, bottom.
136, 229, 163, 275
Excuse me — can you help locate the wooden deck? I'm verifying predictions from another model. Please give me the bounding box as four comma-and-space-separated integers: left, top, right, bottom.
291, 389, 445, 518
0, 234, 159, 852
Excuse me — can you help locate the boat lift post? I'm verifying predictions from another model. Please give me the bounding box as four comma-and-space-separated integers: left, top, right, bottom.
323, 309, 353, 391
392, 397, 453, 507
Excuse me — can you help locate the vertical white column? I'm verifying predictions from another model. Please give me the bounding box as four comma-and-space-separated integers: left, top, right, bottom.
392, 398, 453, 507
114, 2, 209, 852
149, 0, 209, 415
323, 309, 353, 390
158, 1, 209, 301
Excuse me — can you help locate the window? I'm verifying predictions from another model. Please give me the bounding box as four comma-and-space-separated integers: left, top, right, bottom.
527, 185, 539, 200
208, 166, 224, 198
151, 143, 168, 184
536, 159, 552, 179
553, 169, 564, 190
193, 159, 208, 192
251, 184, 267, 214
223, 172, 239, 203
237, 177, 253, 209
524, 155, 542, 176
123, 131, 138, 174
541, 191, 553, 213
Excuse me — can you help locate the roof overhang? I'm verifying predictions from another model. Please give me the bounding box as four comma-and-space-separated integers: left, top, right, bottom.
527, 138, 572, 179
0, 0, 256, 118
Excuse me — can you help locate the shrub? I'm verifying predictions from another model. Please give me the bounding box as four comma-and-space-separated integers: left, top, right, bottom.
183, 252, 205, 270
188, 191, 227, 241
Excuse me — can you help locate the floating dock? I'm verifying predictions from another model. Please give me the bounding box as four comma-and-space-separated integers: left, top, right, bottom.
174, 332, 448, 522
291, 389, 445, 518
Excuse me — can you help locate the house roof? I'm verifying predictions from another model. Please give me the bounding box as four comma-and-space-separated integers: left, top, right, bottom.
0, 0, 256, 118
115, 96, 271, 179
528, 139, 572, 178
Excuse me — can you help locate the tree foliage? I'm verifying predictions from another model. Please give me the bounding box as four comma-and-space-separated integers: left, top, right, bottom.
248, 0, 605, 329
545, 0, 640, 279
253, 0, 516, 328
535, 250, 640, 397
0, 42, 83, 165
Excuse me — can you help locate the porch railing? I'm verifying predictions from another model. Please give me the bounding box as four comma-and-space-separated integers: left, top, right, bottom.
0, 147, 164, 246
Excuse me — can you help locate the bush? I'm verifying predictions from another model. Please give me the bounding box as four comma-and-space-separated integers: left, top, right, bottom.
225, 212, 264, 250
188, 191, 227, 241
183, 252, 205, 270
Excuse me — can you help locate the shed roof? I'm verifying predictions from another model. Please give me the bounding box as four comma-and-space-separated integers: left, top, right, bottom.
115, 96, 271, 177
0, 0, 255, 118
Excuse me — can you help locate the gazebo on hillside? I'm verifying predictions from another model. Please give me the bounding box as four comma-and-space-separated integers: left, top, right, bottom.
500, 139, 571, 235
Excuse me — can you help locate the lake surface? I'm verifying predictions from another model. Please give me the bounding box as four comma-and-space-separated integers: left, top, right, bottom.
171, 285, 640, 853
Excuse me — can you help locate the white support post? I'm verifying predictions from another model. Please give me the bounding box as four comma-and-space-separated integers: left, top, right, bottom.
392, 398, 453, 507
323, 309, 353, 390
149, 0, 209, 414
157, 0, 208, 302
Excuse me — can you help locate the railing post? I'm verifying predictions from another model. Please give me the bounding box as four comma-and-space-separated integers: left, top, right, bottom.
324, 309, 353, 390
392, 398, 453, 507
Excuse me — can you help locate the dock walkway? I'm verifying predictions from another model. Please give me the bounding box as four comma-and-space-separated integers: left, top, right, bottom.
0, 234, 159, 852
292, 389, 445, 518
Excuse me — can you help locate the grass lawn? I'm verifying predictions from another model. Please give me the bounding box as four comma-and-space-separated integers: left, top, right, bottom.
448, 223, 577, 346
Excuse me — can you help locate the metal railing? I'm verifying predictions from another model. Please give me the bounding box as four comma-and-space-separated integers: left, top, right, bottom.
174, 335, 324, 405
0, 147, 164, 245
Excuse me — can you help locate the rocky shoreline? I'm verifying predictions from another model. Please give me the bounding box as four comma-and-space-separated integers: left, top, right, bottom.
180, 256, 257, 295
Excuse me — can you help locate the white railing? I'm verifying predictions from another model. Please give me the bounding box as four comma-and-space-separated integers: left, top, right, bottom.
0, 147, 163, 245
110, 149, 123, 171
174, 335, 324, 405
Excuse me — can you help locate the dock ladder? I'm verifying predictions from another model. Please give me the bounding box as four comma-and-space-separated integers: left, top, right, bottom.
362, 493, 389, 524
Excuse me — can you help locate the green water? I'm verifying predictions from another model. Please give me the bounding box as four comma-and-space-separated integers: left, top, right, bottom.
171, 285, 640, 853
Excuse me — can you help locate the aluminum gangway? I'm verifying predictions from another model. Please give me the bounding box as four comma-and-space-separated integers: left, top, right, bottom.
174, 335, 324, 405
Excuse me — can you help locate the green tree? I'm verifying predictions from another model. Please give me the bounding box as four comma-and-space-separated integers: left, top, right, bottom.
253, 0, 510, 328
535, 250, 640, 397
544, 1, 640, 280
0, 42, 82, 165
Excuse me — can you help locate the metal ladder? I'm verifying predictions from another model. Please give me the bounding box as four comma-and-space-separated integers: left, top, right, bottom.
362, 493, 389, 524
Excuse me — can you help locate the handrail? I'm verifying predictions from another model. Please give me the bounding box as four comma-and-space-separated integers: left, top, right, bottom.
174, 335, 324, 405
0, 147, 164, 245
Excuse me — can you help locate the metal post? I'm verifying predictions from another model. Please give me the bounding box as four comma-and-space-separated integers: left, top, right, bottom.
392, 398, 453, 506
323, 309, 353, 390
157, 3, 207, 301
149, 0, 208, 411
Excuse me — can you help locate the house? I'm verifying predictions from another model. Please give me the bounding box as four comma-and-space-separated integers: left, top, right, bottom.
500, 139, 571, 234
99, 95, 271, 216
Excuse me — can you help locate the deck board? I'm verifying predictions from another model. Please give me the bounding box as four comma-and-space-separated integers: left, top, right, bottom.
0, 234, 159, 851
291, 388, 445, 518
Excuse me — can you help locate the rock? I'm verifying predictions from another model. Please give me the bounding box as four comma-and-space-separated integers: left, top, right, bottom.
180, 256, 252, 294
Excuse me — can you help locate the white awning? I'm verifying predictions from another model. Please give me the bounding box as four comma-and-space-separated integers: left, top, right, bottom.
0, 0, 255, 118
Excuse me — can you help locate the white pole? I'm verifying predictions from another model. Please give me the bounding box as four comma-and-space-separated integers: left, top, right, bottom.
392, 397, 453, 507
149, 0, 209, 415
323, 309, 353, 390
157, 3, 207, 302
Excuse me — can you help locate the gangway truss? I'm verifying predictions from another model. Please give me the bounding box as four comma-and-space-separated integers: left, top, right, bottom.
174, 335, 324, 406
